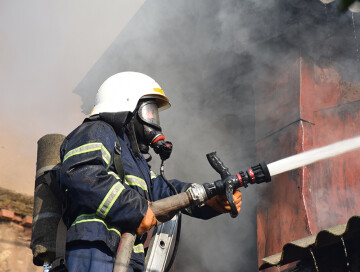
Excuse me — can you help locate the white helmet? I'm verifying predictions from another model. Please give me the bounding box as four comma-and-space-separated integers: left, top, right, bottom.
91, 72, 170, 115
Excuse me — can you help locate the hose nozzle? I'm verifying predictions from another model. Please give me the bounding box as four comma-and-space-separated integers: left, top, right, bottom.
237, 162, 271, 188
204, 152, 272, 217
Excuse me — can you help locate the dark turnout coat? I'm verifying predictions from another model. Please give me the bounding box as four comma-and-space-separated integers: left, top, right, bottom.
60, 117, 218, 270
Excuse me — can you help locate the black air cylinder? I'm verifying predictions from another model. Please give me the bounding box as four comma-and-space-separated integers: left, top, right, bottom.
30, 134, 65, 266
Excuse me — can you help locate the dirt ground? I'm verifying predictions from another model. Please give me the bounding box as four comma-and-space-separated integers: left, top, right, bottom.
0, 222, 42, 272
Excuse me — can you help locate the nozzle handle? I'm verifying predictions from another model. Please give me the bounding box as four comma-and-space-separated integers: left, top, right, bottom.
225, 177, 239, 218
206, 152, 231, 179
206, 152, 239, 218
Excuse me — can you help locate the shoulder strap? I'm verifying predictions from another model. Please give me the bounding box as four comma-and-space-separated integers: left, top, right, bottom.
113, 137, 125, 182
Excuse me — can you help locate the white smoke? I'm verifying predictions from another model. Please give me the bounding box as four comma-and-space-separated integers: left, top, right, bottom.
73, 0, 360, 270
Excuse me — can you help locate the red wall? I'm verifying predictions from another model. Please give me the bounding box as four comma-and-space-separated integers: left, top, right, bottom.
255, 58, 360, 268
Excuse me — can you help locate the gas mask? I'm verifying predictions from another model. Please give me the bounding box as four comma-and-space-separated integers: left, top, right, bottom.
134, 100, 173, 161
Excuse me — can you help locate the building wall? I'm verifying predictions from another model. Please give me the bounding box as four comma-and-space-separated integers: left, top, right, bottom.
256, 58, 360, 268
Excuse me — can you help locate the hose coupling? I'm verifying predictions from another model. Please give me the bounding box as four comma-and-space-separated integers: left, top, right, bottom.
188, 183, 208, 207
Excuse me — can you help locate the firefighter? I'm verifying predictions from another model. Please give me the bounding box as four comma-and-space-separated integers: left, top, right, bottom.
59, 71, 242, 272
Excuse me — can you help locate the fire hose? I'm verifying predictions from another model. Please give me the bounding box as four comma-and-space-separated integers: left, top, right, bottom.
114, 152, 272, 272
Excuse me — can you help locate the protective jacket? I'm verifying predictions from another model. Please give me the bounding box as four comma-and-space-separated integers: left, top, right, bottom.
60, 116, 219, 270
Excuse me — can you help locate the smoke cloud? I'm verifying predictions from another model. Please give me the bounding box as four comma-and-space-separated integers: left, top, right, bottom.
72, 0, 360, 271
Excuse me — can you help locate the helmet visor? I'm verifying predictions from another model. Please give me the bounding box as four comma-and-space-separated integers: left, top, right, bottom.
138, 101, 160, 127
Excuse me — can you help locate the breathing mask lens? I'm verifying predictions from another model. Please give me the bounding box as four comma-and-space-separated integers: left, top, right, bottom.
138, 101, 160, 128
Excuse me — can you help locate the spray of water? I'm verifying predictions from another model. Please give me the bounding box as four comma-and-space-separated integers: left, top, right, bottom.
267, 136, 360, 177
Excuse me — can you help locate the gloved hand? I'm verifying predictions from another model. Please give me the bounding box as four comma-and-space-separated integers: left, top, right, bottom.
205, 190, 242, 214
136, 204, 157, 235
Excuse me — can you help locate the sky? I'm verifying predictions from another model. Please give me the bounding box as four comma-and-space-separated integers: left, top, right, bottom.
0, 0, 145, 194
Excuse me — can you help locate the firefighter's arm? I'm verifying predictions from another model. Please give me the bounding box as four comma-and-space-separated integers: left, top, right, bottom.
60, 121, 148, 232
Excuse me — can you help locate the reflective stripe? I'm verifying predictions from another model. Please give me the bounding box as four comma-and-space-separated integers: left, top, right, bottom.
71, 213, 121, 237
185, 207, 193, 215
97, 182, 125, 218
108, 171, 120, 180
63, 142, 111, 167
133, 243, 144, 253
108, 171, 121, 181
150, 171, 157, 179
153, 88, 165, 95
125, 175, 148, 191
